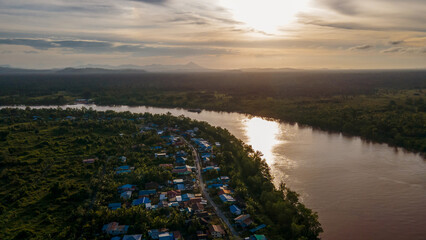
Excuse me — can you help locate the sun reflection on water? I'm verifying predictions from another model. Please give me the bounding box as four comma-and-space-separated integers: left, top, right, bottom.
243, 117, 281, 164
243, 116, 298, 186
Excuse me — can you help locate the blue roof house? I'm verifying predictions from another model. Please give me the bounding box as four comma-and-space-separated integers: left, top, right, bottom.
132, 197, 151, 206
230, 205, 242, 215
219, 194, 235, 203
139, 189, 157, 196
158, 232, 174, 240
122, 235, 142, 240
120, 191, 132, 200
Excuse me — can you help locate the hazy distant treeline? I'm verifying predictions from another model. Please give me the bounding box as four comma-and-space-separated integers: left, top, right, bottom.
0, 70, 425, 98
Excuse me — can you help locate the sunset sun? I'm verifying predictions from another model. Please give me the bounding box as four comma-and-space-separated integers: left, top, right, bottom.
219, 0, 310, 34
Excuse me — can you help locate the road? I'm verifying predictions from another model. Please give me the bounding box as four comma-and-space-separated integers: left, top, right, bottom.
184, 138, 240, 238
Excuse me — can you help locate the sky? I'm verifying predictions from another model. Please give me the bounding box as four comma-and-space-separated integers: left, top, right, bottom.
0, 0, 425, 69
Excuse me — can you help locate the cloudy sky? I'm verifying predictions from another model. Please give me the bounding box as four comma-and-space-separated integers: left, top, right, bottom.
0, 0, 425, 69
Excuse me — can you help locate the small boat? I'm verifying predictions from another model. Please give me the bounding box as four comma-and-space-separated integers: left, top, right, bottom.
188, 108, 202, 113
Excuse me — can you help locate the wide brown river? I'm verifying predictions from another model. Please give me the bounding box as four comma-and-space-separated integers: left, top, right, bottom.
7, 105, 426, 240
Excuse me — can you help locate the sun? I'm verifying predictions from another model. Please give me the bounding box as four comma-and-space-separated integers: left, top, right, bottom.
219, 0, 310, 34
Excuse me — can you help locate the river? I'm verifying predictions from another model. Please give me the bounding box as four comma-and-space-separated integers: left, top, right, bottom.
4, 104, 426, 240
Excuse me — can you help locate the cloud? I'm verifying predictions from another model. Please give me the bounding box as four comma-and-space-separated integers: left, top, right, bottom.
131, 46, 234, 57
313, 0, 360, 16
381, 47, 426, 54
0, 38, 113, 51
349, 44, 372, 50
0, 38, 233, 57
299, 16, 426, 32
131, 0, 169, 5
382, 47, 404, 53
389, 40, 404, 45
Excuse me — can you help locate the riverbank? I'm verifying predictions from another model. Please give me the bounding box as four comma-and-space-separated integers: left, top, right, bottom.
0, 107, 322, 239
1, 105, 425, 239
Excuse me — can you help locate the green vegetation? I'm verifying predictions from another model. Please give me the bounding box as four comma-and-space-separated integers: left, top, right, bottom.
0, 71, 425, 154
0, 108, 322, 239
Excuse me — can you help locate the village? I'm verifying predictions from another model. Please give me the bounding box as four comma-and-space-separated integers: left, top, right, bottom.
83, 121, 268, 240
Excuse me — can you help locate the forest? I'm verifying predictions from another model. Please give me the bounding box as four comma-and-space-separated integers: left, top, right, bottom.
0, 70, 425, 154
0, 108, 322, 239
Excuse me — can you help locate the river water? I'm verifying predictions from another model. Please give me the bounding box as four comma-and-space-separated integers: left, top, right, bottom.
5, 104, 426, 240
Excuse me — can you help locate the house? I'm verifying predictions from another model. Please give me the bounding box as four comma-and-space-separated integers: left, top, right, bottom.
191, 138, 211, 151
182, 193, 195, 201
250, 235, 267, 240
192, 202, 205, 213
82, 158, 96, 164
65, 116, 76, 121
102, 222, 129, 235
176, 184, 185, 190
119, 156, 127, 163
155, 153, 167, 158
75, 98, 90, 104
250, 224, 267, 233
148, 229, 160, 239
230, 205, 241, 215
116, 166, 133, 174
139, 189, 157, 196
189, 197, 202, 204
108, 203, 122, 210
111, 237, 121, 240
118, 184, 136, 192
220, 176, 230, 183
159, 193, 167, 201
116, 170, 131, 174
159, 164, 173, 169
167, 190, 181, 199
234, 214, 253, 228
172, 167, 192, 175
175, 156, 187, 165
132, 197, 150, 206
120, 191, 132, 200
200, 153, 214, 159
218, 187, 232, 196
122, 235, 143, 240
116, 165, 130, 170
158, 232, 174, 240
173, 179, 184, 185
145, 202, 152, 210
219, 194, 235, 203
209, 225, 225, 238
202, 166, 220, 172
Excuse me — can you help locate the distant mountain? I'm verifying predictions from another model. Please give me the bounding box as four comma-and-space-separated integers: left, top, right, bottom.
75, 62, 212, 72
56, 67, 146, 74
0, 67, 52, 74
238, 67, 300, 72
0, 66, 146, 74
